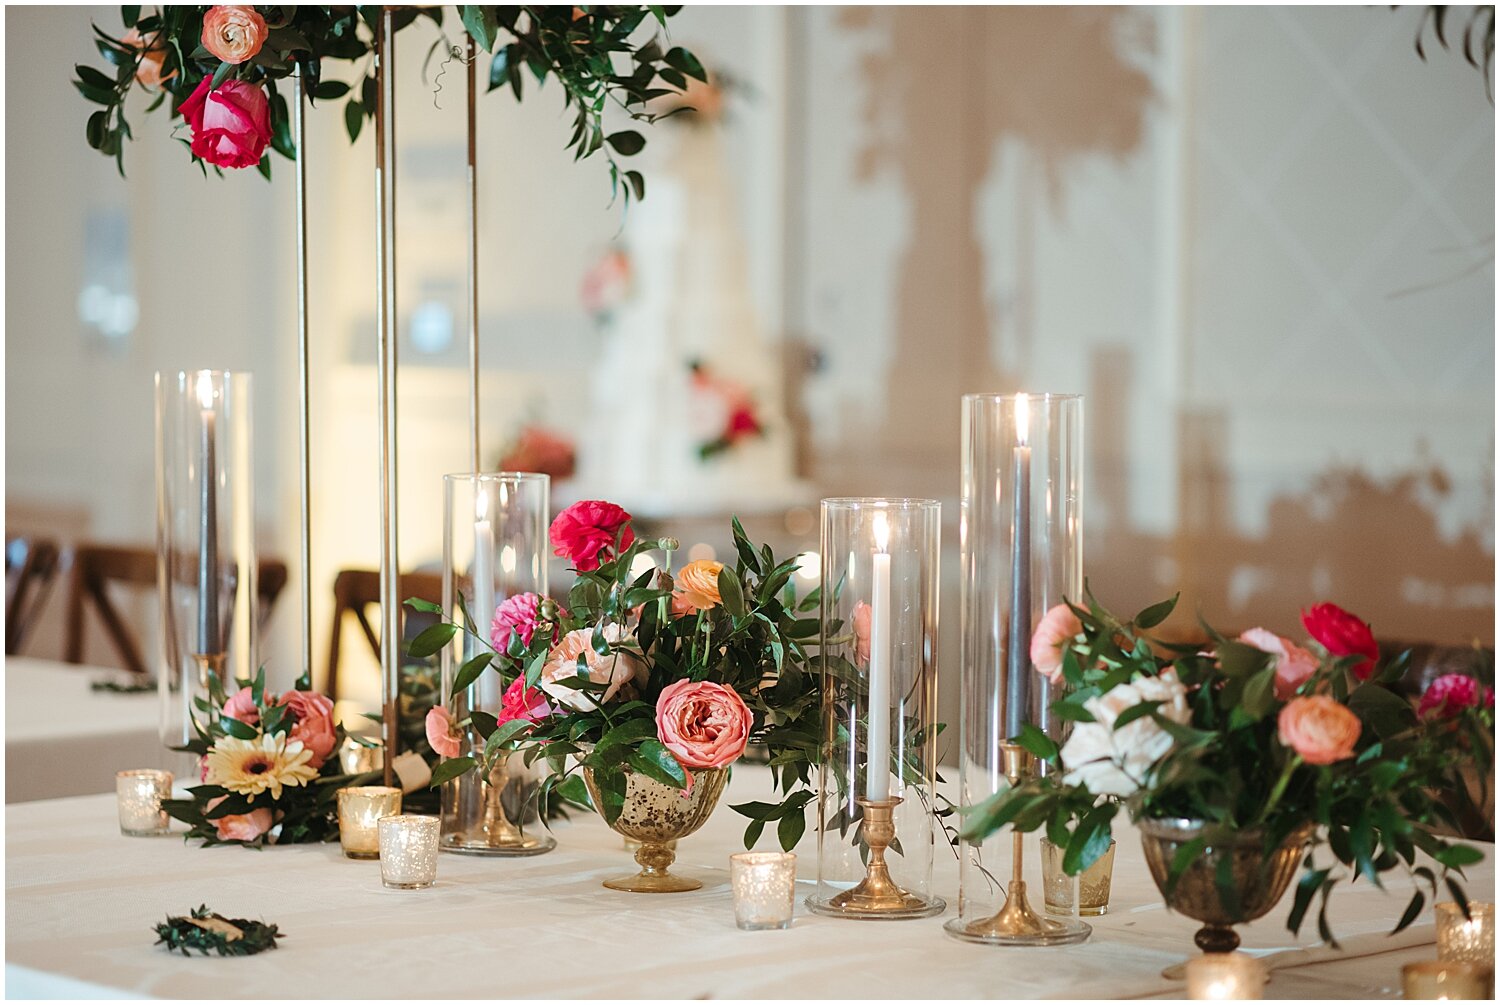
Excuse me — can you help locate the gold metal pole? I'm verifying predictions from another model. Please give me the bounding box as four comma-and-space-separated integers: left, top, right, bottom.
466, 35, 480, 475
292, 69, 313, 687
376, 8, 401, 787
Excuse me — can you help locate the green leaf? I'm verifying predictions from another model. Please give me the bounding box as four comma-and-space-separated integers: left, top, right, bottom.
1014, 722, 1060, 762
664, 46, 707, 83
717, 565, 747, 619
451, 652, 493, 694
121, 6, 140, 28
631, 739, 688, 788
73, 80, 116, 106
777, 808, 806, 850
1110, 699, 1162, 731
344, 100, 363, 143
459, 5, 499, 51
1393, 889, 1425, 935
605, 130, 646, 156
429, 755, 476, 787
484, 718, 533, 758
210, 60, 233, 90
75, 64, 117, 91
86, 110, 109, 149
1433, 843, 1485, 869
407, 622, 459, 658
218, 716, 258, 740
404, 597, 443, 615
1241, 666, 1277, 719
1133, 593, 1179, 629
469, 710, 498, 739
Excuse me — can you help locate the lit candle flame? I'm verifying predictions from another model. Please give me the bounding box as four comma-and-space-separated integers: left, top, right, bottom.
872, 511, 889, 553
196, 371, 214, 410
1015, 392, 1029, 446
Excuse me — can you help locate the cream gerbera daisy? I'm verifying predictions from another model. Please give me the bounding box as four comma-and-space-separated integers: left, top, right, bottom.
204, 732, 318, 799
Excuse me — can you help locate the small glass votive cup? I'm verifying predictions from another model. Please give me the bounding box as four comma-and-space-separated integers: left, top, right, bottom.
1436, 901, 1496, 964
378, 814, 440, 889
116, 769, 172, 836
1185, 952, 1265, 1000
338, 786, 402, 859
1041, 837, 1116, 916
729, 852, 797, 931
1402, 961, 1494, 1000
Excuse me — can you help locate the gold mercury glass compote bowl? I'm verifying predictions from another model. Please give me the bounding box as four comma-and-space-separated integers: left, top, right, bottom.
582, 766, 729, 892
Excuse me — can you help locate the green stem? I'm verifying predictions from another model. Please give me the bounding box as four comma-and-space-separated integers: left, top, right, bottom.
1256, 755, 1302, 826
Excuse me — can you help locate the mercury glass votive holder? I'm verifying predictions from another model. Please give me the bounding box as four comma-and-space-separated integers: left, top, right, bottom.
378, 814, 440, 889
338, 786, 402, 859
1041, 837, 1116, 916
1402, 961, 1494, 1000
1185, 952, 1265, 1000
1436, 902, 1496, 965
730, 852, 797, 930
116, 769, 172, 836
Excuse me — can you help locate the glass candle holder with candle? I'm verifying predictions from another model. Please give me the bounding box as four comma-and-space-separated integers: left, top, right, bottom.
1436, 901, 1496, 965
730, 852, 798, 930
1185, 952, 1266, 1000
338, 786, 402, 859
378, 814, 440, 889
1402, 961, 1494, 1000
116, 769, 173, 836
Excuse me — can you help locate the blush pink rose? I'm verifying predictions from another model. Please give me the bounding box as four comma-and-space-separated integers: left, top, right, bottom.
121, 28, 174, 89
425, 706, 463, 759
495, 677, 555, 727
1418, 673, 1494, 720
276, 690, 337, 769
851, 601, 872, 664
1278, 695, 1361, 765
1301, 602, 1380, 680
549, 500, 635, 571
537, 624, 645, 711
178, 77, 271, 170
201, 5, 268, 64
1030, 603, 1084, 684
222, 687, 260, 725
655, 680, 753, 770
206, 795, 274, 842
1239, 628, 1320, 700
490, 593, 566, 653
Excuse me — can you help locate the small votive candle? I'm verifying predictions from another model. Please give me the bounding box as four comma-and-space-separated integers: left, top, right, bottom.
1402, 961, 1494, 1000
338, 786, 402, 859
1185, 952, 1265, 1000
1436, 902, 1496, 965
729, 852, 797, 931
378, 814, 440, 889
116, 769, 172, 836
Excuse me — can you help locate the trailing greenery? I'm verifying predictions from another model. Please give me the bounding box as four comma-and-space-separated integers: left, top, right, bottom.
153, 906, 281, 957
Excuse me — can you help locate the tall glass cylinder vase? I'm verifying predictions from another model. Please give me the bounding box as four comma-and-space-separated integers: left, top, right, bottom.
946, 392, 1088, 945
808, 498, 944, 919
155, 370, 256, 771
439, 472, 555, 855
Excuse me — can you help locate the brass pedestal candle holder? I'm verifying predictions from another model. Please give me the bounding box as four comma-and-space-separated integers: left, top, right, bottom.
440, 756, 554, 857
812, 798, 934, 917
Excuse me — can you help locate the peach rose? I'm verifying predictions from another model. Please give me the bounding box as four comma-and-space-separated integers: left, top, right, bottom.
222, 686, 260, 725
655, 679, 753, 770
206, 795, 274, 843
672, 560, 724, 614
1278, 696, 1361, 765
276, 690, 337, 769
425, 706, 463, 759
1030, 603, 1083, 684
201, 5, 268, 65
852, 601, 872, 664
538, 624, 646, 711
121, 28, 174, 89
1239, 628, 1320, 700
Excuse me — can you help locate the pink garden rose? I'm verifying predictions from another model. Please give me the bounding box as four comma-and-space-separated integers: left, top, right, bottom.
201, 5, 268, 64
1301, 602, 1380, 680
1278, 696, 1361, 765
549, 500, 635, 571
490, 592, 566, 654
276, 690, 337, 769
1030, 603, 1084, 684
178, 77, 271, 170
206, 795, 274, 843
1418, 673, 1494, 720
537, 624, 645, 711
655, 679, 753, 770
851, 601, 872, 664
425, 706, 463, 759
496, 677, 555, 727
1239, 627, 1320, 700
222, 686, 260, 725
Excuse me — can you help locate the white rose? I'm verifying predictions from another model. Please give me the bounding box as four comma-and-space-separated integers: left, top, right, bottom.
1059, 670, 1190, 798
538, 624, 645, 712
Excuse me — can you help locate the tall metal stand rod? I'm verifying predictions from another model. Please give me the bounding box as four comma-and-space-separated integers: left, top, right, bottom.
292, 69, 313, 687
375, 9, 401, 786
466, 35, 481, 476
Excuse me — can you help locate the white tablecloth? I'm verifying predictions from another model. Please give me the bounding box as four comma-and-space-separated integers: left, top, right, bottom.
5, 767, 1487, 999
5, 658, 169, 803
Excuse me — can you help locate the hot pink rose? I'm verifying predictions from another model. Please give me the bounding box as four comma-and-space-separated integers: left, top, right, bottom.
276, 690, 337, 769
852, 601, 872, 664
1278, 696, 1361, 765
1301, 602, 1380, 680
655, 680, 753, 770
178, 77, 271, 170
222, 686, 260, 725
549, 500, 635, 571
490, 593, 566, 653
496, 677, 555, 727
1418, 673, 1494, 720
201, 5, 268, 64
1030, 603, 1084, 684
425, 706, 463, 759
1239, 628, 1320, 700
206, 795, 274, 842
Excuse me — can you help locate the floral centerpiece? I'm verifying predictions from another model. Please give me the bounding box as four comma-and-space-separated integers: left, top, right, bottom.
960, 592, 1494, 947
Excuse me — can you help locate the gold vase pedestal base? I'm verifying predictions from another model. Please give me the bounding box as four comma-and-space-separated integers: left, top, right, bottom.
805, 798, 946, 921
605, 841, 703, 893
583, 766, 729, 893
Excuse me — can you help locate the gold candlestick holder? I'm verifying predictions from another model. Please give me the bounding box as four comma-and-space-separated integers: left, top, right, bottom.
440, 755, 554, 857
945, 743, 1091, 945
808, 797, 945, 919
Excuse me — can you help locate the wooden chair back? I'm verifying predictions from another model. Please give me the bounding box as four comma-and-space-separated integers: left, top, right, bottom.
5, 536, 63, 654
325, 568, 443, 700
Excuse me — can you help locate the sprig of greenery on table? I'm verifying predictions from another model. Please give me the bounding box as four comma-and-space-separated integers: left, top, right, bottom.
153, 905, 281, 957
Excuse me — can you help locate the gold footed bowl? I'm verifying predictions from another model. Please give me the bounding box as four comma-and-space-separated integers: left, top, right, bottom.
1139, 818, 1315, 979
582, 766, 728, 893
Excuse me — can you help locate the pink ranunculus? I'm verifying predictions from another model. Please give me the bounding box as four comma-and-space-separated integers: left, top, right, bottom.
655, 679, 754, 771
1418, 673, 1494, 720
425, 706, 463, 759
549, 500, 635, 572
490, 593, 566, 654
537, 624, 646, 711
496, 677, 555, 727
222, 686, 261, 725
1278, 695, 1361, 765
178, 77, 271, 170
206, 795, 274, 843
1301, 602, 1380, 680
1239, 628, 1320, 701
276, 690, 337, 769
1030, 603, 1084, 684
201, 5, 268, 64
851, 601, 872, 664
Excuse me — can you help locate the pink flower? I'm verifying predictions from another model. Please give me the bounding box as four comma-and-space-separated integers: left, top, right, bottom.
537, 624, 646, 711
1418, 674, 1494, 720
549, 500, 635, 571
852, 601, 872, 664
178, 78, 271, 170
276, 690, 337, 769
206, 796, 274, 843
1278, 696, 1361, 765
425, 706, 463, 759
655, 680, 754, 770
222, 687, 260, 725
1030, 603, 1084, 684
201, 5, 268, 65
1239, 628, 1320, 700
1301, 602, 1380, 680
121, 28, 174, 89
490, 593, 566, 653
496, 677, 555, 727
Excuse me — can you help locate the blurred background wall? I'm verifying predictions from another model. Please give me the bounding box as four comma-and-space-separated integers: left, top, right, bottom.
6, 6, 1493, 724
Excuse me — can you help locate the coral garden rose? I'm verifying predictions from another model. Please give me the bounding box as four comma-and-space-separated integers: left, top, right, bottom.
538, 623, 646, 712
1059, 670, 1191, 798
655, 679, 753, 770
425, 706, 463, 759
1301, 602, 1379, 680
1239, 627, 1320, 700
852, 600, 873, 664
121, 28, 173, 89
206, 795, 274, 843
549, 500, 635, 571
496, 677, 555, 727
490, 592, 565, 654
1030, 603, 1084, 684
221, 686, 260, 725
1278, 695, 1361, 765
201, 5, 268, 64
178, 77, 272, 170
1418, 673, 1494, 720
673, 560, 724, 614
276, 689, 337, 769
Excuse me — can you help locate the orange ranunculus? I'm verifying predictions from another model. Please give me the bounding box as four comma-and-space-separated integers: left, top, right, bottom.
673, 560, 724, 614
1277, 696, 1361, 765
